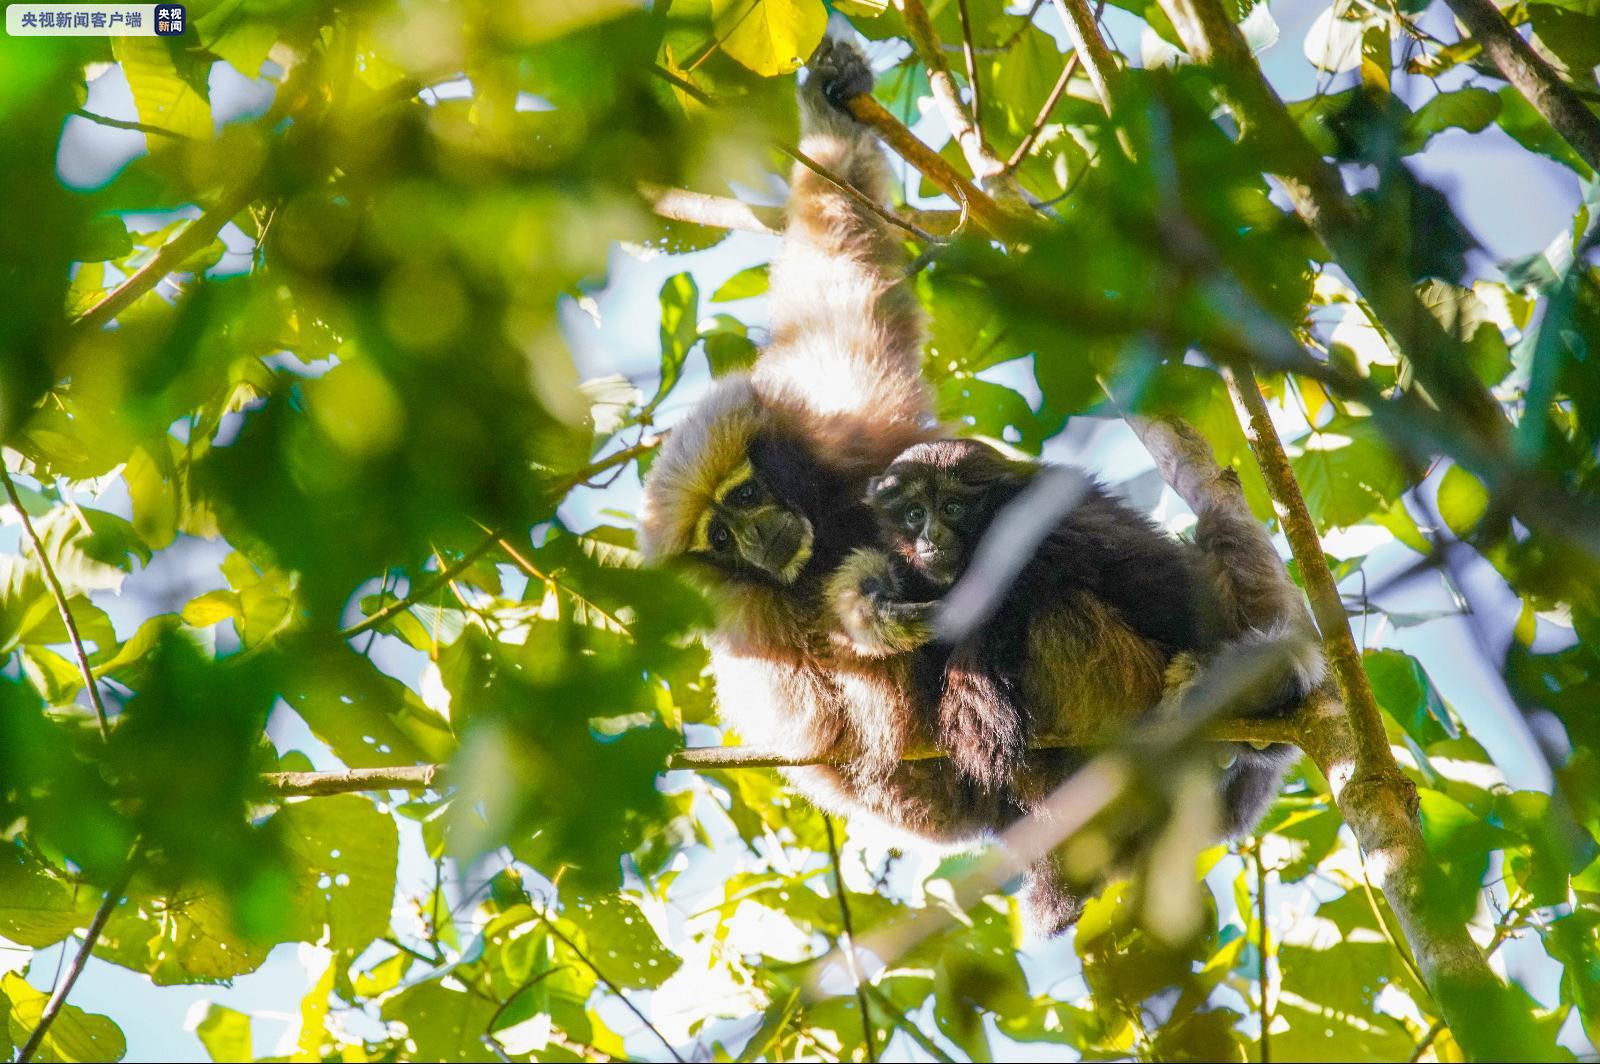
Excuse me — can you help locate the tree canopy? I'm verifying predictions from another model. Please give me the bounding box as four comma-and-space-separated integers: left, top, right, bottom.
2, 0, 1599, 1061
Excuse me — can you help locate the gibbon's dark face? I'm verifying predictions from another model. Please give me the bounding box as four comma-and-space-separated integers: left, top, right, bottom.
867, 439, 1030, 588
688, 432, 828, 586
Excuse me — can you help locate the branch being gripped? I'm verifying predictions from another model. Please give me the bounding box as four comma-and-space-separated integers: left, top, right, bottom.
843, 93, 1041, 242
1440, 0, 1600, 173
256, 714, 1302, 797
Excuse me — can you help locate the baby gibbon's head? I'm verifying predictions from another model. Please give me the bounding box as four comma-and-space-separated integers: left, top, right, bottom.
865, 439, 1034, 588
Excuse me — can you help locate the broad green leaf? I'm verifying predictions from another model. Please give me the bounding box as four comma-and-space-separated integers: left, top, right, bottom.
112, 38, 213, 143
0, 844, 89, 947
712, 0, 828, 76
1402, 88, 1500, 153
560, 894, 681, 989
276, 795, 399, 953
1290, 415, 1407, 530
3, 972, 127, 1063
710, 264, 770, 302
646, 272, 699, 412
193, 1003, 252, 1064
1365, 649, 1456, 745
97, 888, 272, 986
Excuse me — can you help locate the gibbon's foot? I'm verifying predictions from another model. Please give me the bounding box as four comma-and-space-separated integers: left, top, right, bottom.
1022, 857, 1085, 937
806, 35, 874, 114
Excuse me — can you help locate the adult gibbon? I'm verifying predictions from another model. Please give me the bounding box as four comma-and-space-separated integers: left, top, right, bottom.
639, 38, 1320, 934
641, 37, 990, 840
830, 437, 1323, 836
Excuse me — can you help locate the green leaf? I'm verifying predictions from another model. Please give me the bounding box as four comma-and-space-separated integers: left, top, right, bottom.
646, 272, 699, 412
96, 888, 272, 986
112, 38, 213, 143
710, 263, 769, 302
701, 314, 760, 376
276, 794, 399, 953
3, 972, 127, 1063
1290, 415, 1407, 530
0, 844, 89, 947
561, 893, 681, 989
1496, 86, 1595, 178
1401, 87, 1500, 153
712, 0, 828, 76
193, 1003, 251, 1063
1365, 648, 1456, 745
1437, 464, 1489, 536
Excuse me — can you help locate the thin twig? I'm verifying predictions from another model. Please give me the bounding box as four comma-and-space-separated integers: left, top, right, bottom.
900, 0, 1032, 214
340, 438, 661, 639
261, 763, 447, 797
823, 816, 876, 1063
1, 467, 111, 739
339, 535, 501, 638
780, 144, 941, 243
669, 711, 1302, 770
1005, 51, 1082, 173
72, 108, 191, 140
71, 61, 317, 331
1052, 0, 1118, 114
865, 983, 959, 1064
537, 910, 685, 1063
17, 856, 137, 1064
955, 0, 985, 149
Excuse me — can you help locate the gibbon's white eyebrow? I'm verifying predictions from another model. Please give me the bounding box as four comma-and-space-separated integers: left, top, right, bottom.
934, 465, 1094, 642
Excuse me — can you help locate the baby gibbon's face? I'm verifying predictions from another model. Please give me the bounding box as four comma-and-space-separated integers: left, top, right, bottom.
866, 439, 1029, 588
866, 469, 979, 588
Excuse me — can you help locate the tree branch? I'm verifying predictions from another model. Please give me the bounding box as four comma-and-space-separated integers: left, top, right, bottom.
253, 715, 1302, 797
1224, 368, 1401, 788
900, 0, 1030, 208
1005, 51, 1082, 173
16, 856, 136, 1064
1153, 0, 1510, 450
1, 467, 111, 739
1052, 0, 1119, 114
843, 94, 1039, 241
1440, 0, 1600, 173
261, 763, 447, 797
1219, 369, 1536, 1059
72, 108, 191, 141
823, 816, 876, 1063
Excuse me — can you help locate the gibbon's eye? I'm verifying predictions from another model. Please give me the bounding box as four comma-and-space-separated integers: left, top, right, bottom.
709, 520, 733, 552
941, 499, 966, 519
903, 504, 926, 528
728, 480, 759, 507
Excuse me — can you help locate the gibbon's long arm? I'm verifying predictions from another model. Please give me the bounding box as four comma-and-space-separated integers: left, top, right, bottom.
754, 37, 933, 477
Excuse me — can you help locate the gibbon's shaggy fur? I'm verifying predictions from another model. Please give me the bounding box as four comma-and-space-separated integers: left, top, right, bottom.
639, 37, 1322, 937
829, 438, 1325, 930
